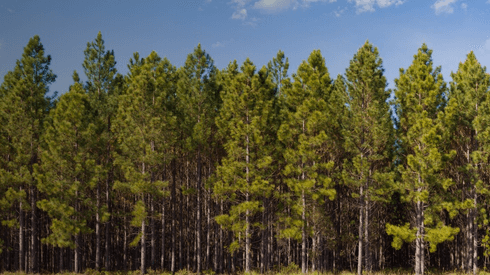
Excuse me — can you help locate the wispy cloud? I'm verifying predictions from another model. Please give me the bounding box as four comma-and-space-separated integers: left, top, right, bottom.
232, 8, 248, 19
461, 2, 467, 10
211, 39, 235, 48
333, 6, 348, 17
230, 0, 404, 20
253, 0, 296, 12
230, 0, 253, 20
348, 0, 405, 14
253, 0, 336, 12
432, 0, 458, 15
212, 41, 225, 48
485, 38, 490, 52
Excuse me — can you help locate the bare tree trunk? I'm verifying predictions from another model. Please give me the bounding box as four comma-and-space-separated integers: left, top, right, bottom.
473, 189, 478, 275
302, 190, 307, 274
197, 150, 202, 274
30, 185, 38, 273
245, 126, 251, 273
245, 193, 251, 273
124, 215, 128, 272
75, 191, 80, 273
179, 184, 183, 270
206, 191, 210, 271
151, 196, 156, 270
59, 247, 64, 272
96, 180, 101, 270
364, 187, 370, 272
105, 118, 112, 272
161, 198, 165, 271
358, 185, 364, 275
171, 158, 176, 273
415, 186, 424, 275
141, 211, 146, 275
19, 199, 25, 272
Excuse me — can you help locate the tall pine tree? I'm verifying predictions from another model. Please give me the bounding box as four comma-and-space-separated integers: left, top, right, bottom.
0, 35, 56, 273
342, 41, 394, 275
278, 49, 336, 273
388, 44, 459, 275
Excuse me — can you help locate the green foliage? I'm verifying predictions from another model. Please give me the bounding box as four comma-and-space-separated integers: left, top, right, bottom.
36, 77, 94, 248
342, 40, 394, 201
385, 223, 417, 250
214, 58, 275, 249
277, 49, 336, 240
391, 43, 458, 254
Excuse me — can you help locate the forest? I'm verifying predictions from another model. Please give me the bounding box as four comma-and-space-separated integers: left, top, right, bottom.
1, 32, 490, 275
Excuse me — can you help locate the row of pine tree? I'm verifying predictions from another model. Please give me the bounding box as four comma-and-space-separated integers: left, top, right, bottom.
1, 32, 490, 275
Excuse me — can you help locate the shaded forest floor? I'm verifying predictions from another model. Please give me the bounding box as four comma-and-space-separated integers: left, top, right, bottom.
3, 269, 490, 275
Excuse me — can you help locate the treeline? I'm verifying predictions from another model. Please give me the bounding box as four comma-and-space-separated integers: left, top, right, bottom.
1, 32, 490, 275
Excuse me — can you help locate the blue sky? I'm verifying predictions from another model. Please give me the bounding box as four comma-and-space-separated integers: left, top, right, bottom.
1, 0, 490, 96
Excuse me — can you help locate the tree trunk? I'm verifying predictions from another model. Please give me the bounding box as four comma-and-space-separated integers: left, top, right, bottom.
415, 186, 425, 275
151, 196, 156, 270
105, 117, 112, 272
473, 189, 478, 275
19, 199, 25, 272
197, 149, 202, 274
358, 185, 364, 275
75, 192, 80, 273
302, 190, 307, 274
30, 185, 38, 273
206, 191, 210, 270
365, 187, 370, 272
171, 158, 176, 273
245, 126, 251, 273
96, 180, 101, 270
141, 212, 146, 275
161, 197, 166, 271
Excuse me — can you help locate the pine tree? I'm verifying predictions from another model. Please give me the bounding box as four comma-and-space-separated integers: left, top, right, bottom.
36, 72, 94, 273
113, 51, 176, 274
214, 59, 275, 273
82, 31, 117, 271
342, 41, 394, 274
278, 49, 336, 273
0, 36, 56, 273
387, 44, 459, 275
176, 44, 220, 274
456, 52, 490, 274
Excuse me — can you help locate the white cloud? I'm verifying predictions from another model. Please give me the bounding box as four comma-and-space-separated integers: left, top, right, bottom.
231, 0, 252, 7
432, 0, 458, 15
485, 38, 490, 52
254, 0, 295, 12
349, 0, 405, 13
212, 41, 225, 48
252, 0, 336, 12
232, 8, 248, 19
333, 6, 347, 17
461, 2, 467, 10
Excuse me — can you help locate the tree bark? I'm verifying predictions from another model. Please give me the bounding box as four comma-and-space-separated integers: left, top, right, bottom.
141, 210, 146, 275
30, 185, 38, 273
19, 198, 25, 272
197, 149, 202, 274
96, 180, 101, 270
302, 190, 307, 274
358, 185, 364, 275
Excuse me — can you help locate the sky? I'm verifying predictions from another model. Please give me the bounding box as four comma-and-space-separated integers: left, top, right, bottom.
1, 0, 490, 96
